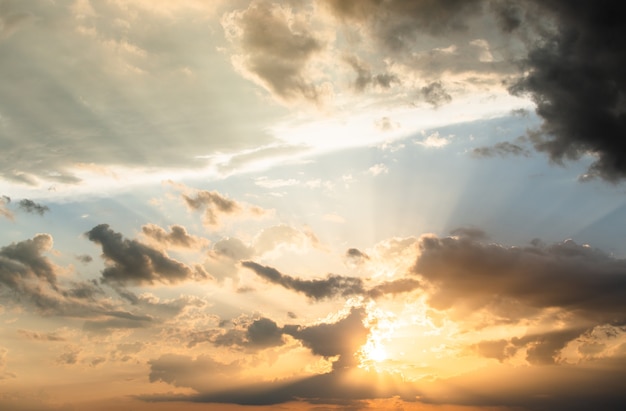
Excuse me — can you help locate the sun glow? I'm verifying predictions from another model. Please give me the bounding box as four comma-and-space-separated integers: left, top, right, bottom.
362, 340, 388, 363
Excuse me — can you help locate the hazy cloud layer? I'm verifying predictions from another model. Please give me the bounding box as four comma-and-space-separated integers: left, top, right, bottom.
0, 0, 279, 185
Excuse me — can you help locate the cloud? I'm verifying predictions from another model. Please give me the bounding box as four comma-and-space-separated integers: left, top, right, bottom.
149, 353, 241, 393
146, 308, 420, 406
17, 199, 49, 216
0, 0, 278, 185
472, 140, 531, 157
322, 0, 484, 50
17, 329, 65, 342
508, 1, 626, 182
343, 54, 398, 92
367, 163, 388, 176
411, 232, 626, 367
417, 131, 451, 148
242, 261, 419, 301
0, 195, 13, 220
242, 261, 365, 301
222, 1, 326, 104
86, 224, 208, 285
141, 223, 209, 250
182, 189, 267, 227
420, 81, 452, 107
414, 234, 626, 320
0, 233, 58, 291
253, 224, 322, 255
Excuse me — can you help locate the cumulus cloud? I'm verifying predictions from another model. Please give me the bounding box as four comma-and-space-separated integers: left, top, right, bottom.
508, 1, 626, 182
17, 199, 49, 215
222, 1, 326, 104
141, 223, 209, 250
412, 232, 626, 367
86, 224, 208, 285
182, 189, 267, 227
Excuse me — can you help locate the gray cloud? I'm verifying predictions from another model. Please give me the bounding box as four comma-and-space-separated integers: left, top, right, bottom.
420, 81, 452, 107
141, 223, 208, 250
243, 261, 419, 301
223, 1, 325, 103
182, 189, 264, 228
414, 234, 626, 321
472, 140, 531, 158
17, 199, 49, 215
343, 55, 399, 92
145, 307, 419, 406
0, 233, 58, 291
86, 224, 207, 285
242, 261, 366, 301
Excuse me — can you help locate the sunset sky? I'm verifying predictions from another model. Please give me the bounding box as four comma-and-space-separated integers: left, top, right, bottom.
1, 1, 626, 410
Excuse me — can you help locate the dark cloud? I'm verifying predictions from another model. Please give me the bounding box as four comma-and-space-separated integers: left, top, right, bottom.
17, 199, 49, 216
224, 1, 325, 103
243, 261, 419, 301
418, 356, 626, 411
473, 327, 588, 365
86, 224, 207, 285
472, 140, 531, 158
414, 234, 626, 321
413, 233, 626, 364
345, 248, 369, 261
0, 233, 58, 292
210, 316, 286, 350
141, 223, 208, 250
242, 261, 365, 301
366, 277, 421, 299
509, 0, 626, 182
420, 81, 452, 108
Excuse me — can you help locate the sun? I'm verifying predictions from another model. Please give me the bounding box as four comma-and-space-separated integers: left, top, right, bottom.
362, 340, 388, 363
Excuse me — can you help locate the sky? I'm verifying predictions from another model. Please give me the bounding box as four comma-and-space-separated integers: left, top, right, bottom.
1, 1, 626, 410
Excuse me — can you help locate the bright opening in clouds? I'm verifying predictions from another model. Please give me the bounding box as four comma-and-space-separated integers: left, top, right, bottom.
1, 1, 626, 410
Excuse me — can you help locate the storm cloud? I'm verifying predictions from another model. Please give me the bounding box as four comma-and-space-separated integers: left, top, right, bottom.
508, 0, 626, 182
